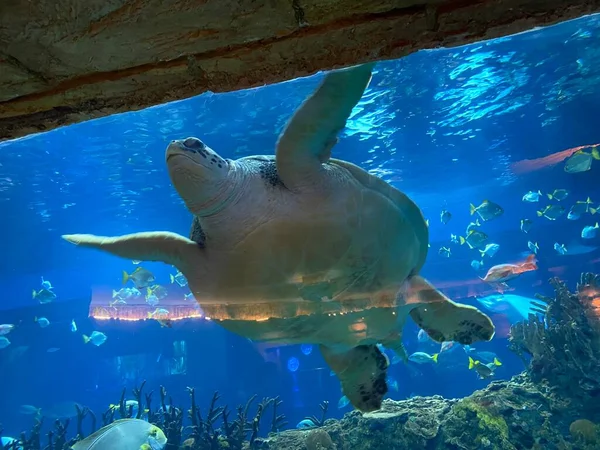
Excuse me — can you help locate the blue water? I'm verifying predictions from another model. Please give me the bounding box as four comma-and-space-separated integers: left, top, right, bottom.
1, 13, 600, 445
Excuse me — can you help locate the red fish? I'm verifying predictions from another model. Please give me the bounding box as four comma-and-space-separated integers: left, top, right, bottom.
480, 254, 538, 289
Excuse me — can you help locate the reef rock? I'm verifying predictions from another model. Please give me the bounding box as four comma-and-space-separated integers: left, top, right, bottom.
1, 0, 599, 140
258, 273, 600, 450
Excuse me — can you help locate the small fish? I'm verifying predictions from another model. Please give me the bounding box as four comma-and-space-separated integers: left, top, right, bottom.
471, 351, 499, 364
0, 324, 15, 335
547, 189, 569, 201
46, 347, 60, 353
35, 317, 50, 328
470, 200, 504, 222
417, 329, 433, 343
110, 298, 127, 307
450, 234, 459, 244
148, 308, 169, 318
569, 197, 596, 216
112, 288, 134, 301
459, 229, 489, 250
471, 260, 484, 271
337, 395, 350, 409
146, 293, 159, 307
554, 243, 568, 255
567, 210, 581, 220
170, 270, 188, 287
108, 400, 143, 416
147, 285, 168, 300
83, 331, 107, 346
440, 341, 456, 353
481, 254, 538, 284
466, 219, 481, 234
479, 243, 500, 258
40, 277, 53, 290
528, 241, 539, 254
386, 376, 399, 392
537, 204, 565, 220
520, 219, 533, 233
438, 247, 451, 258
440, 209, 452, 224
582, 223, 599, 239
0, 336, 11, 349
132, 260, 142, 265
408, 352, 439, 364
564, 146, 600, 173
468, 356, 502, 379
1, 437, 19, 447
32, 288, 57, 304
296, 419, 316, 429
70, 319, 77, 333
19, 405, 41, 415
522, 191, 542, 202
122, 267, 155, 290
157, 318, 173, 328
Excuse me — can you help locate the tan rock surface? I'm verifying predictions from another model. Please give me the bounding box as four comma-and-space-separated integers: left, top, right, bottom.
1, 0, 599, 140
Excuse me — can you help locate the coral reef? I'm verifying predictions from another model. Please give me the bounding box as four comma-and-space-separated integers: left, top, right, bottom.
1, 383, 286, 450
4, 272, 600, 449
509, 273, 600, 417
246, 273, 600, 449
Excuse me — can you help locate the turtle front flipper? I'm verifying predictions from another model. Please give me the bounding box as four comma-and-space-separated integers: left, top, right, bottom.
275, 63, 374, 191
62, 232, 202, 270
320, 344, 388, 413
405, 276, 495, 344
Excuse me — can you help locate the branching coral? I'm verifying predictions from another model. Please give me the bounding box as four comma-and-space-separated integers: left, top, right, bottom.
9, 383, 286, 450
303, 401, 330, 428
509, 273, 600, 405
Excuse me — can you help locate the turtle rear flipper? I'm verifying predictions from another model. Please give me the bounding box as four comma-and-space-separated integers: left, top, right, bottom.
320, 344, 388, 413
406, 276, 495, 344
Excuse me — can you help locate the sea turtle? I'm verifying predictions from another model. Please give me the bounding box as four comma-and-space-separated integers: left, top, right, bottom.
63, 63, 495, 412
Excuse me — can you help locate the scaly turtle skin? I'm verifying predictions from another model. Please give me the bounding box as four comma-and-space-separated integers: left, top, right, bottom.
63, 64, 494, 413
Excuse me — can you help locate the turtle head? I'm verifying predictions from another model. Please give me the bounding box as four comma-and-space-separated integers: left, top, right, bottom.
166, 137, 236, 216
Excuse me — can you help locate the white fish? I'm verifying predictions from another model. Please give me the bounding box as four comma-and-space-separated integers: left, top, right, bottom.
70, 319, 77, 333
466, 219, 481, 234
554, 243, 567, 255
0, 324, 15, 335
438, 247, 451, 258
581, 223, 599, 239
83, 331, 107, 346
35, 317, 50, 328
479, 243, 500, 258
471, 260, 484, 270
528, 241, 539, 254
522, 191, 542, 202
0, 336, 11, 349
41, 276, 53, 290
170, 270, 188, 287
337, 395, 350, 409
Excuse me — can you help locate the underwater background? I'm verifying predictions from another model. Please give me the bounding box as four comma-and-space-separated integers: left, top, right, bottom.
1, 12, 600, 449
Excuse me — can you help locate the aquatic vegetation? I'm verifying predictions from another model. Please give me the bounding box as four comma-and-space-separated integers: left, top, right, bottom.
509, 272, 600, 413
301, 401, 330, 428
4, 382, 286, 450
